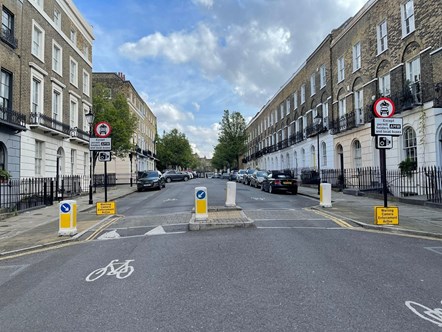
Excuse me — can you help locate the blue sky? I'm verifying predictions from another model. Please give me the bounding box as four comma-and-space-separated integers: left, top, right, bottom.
74, 0, 366, 158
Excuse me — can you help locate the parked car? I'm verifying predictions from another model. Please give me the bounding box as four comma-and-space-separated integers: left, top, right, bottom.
163, 170, 190, 183
242, 169, 256, 185
213, 173, 221, 178
261, 170, 298, 194
236, 169, 247, 183
249, 170, 268, 188
221, 172, 230, 179
228, 170, 238, 181
137, 171, 165, 192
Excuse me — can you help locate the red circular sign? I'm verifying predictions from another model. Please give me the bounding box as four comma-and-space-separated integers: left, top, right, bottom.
94, 121, 112, 138
373, 97, 395, 118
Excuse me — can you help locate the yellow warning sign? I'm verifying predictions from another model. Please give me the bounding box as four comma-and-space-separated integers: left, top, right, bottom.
96, 201, 117, 215
374, 206, 399, 225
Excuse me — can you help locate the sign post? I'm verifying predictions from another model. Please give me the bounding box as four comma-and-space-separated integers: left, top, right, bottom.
371, 97, 401, 224
93, 122, 112, 203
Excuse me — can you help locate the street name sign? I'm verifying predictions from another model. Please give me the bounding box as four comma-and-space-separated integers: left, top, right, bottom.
371, 118, 403, 136
90, 137, 112, 151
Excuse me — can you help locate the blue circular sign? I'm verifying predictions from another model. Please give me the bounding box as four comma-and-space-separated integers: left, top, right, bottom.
60, 203, 71, 213
196, 190, 206, 200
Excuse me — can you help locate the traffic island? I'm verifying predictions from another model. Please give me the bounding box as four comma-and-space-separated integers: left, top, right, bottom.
189, 206, 254, 231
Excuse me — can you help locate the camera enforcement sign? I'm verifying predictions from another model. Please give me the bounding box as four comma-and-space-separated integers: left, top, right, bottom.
375, 135, 393, 149
98, 151, 111, 162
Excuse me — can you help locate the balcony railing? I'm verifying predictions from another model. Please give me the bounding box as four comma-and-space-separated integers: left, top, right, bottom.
0, 28, 18, 49
29, 112, 70, 137
0, 106, 26, 130
70, 127, 90, 142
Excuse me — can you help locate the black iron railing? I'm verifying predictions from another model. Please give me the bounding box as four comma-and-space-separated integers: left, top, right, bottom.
30, 112, 71, 136
0, 106, 26, 128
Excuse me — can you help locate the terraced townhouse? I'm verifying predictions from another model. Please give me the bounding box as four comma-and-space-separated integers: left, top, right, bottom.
0, 0, 94, 180
92, 72, 158, 183
245, 0, 442, 192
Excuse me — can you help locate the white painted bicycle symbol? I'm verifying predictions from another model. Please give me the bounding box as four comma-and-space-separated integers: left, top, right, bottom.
85, 259, 134, 282
405, 300, 442, 327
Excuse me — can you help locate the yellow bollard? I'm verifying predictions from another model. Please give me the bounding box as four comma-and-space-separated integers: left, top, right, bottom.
59, 200, 78, 236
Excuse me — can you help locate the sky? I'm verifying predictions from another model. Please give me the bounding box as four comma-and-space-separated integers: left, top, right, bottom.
74, 0, 367, 159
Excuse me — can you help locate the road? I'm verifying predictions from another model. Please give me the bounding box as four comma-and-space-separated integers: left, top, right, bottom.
0, 178, 441, 331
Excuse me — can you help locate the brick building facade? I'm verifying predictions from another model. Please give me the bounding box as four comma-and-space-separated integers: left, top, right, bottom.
245, 0, 442, 189
92, 72, 158, 181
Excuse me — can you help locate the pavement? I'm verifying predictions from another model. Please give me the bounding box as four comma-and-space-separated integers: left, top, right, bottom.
1, 183, 442, 258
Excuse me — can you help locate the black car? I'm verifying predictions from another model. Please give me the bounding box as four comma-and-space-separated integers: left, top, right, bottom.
137, 171, 165, 191
261, 170, 298, 194
242, 169, 256, 185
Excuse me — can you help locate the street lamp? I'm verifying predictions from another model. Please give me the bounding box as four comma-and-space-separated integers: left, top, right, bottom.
314, 114, 322, 195
85, 109, 95, 204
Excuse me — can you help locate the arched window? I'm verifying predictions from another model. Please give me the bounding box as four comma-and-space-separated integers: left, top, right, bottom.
353, 140, 362, 168
403, 127, 417, 163
301, 148, 306, 168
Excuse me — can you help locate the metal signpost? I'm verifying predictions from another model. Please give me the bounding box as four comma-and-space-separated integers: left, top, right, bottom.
371, 97, 401, 225
91, 122, 112, 203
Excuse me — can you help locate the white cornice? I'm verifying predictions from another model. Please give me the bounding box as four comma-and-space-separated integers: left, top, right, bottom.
29, 62, 48, 76
50, 77, 66, 88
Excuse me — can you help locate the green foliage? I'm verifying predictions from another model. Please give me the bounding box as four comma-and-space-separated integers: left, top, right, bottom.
0, 169, 11, 180
156, 129, 195, 170
398, 157, 417, 177
92, 84, 138, 158
212, 110, 247, 169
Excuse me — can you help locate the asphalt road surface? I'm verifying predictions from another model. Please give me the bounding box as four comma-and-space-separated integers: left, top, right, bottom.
0, 178, 441, 331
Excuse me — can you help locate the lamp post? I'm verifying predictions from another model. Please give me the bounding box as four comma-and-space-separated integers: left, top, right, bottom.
314, 114, 322, 195
85, 109, 95, 204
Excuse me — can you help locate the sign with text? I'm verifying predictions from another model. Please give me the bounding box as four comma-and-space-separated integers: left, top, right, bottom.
374, 206, 399, 225
89, 137, 112, 151
371, 118, 403, 136
96, 201, 117, 215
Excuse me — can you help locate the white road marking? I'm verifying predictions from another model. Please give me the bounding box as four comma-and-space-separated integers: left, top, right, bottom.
97, 230, 120, 240
86, 259, 134, 282
424, 247, 442, 255
0, 264, 30, 277
405, 300, 442, 327
257, 226, 348, 230
145, 226, 166, 236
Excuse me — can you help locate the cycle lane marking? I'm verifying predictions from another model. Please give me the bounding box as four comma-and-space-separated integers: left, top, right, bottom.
85, 259, 135, 282
405, 300, 442, 327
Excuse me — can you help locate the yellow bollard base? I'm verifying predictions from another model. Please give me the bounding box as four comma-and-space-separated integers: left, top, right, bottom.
58, 228, 78, 236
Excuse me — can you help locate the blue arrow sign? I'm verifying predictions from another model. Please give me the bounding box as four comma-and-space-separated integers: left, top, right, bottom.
60, 203, 71, 213
196, 190, 206, 200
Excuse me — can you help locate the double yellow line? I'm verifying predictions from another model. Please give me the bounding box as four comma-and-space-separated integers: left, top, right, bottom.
85, 216, 121, 241
307, 208, 353, 229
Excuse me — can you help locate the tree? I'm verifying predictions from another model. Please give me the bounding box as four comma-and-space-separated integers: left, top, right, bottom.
215, 110, 247, 169
92, 84, 138, 159
156, 129, 194, 170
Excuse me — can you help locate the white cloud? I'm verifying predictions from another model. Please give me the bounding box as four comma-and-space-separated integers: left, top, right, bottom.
192, 102, 201, 112
150, 102, 194, 123
192, 0, 214, 8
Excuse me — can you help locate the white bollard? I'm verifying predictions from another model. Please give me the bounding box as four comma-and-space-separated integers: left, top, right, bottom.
225, 181, 237, 207
320, 183, 332, 207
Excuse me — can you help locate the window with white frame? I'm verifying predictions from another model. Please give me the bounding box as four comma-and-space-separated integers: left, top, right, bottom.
379, 73, 390, 96
323, 100, 329, 120
353, 42, 361, 72
53, 9, 61, 28
301, 84, 306, 104
0, 69, 12, 110
337, 56, 345, 82
353, 140, 362, 168
70, 29, 76, 44
70, 149, 76, 175
321, 142, 327, 167
338, 96, 346, 118
83, 45, 89, 60
83, 105, 90, 132
69, 57, 78, 86
320, 65, 326, 88
377, 20, 388, 54
403, 127, 417, 164
35, 140, 43, 176
406, 56, 421, 83
82, 70, 90, 95
31, 75, 43, 114
279, 103, 284, 120
354, 89, 364, 124
401, 0, 415, 37
52, 87, 62, 122
34, 0, 43, 8
293, 91, 298, 109
32, 21, 44, 61
310, 73, 316, 96
286, 99, 290, 116
52, 41, 62, 75
69, 97, 78, 128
